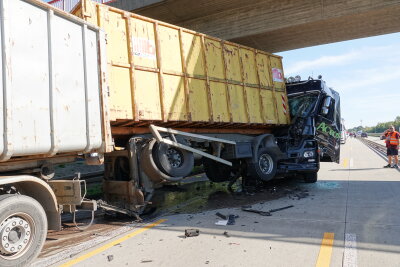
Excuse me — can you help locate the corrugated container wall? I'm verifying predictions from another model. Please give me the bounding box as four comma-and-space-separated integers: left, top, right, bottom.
0, 0, 111, 162
73, 0, 290, 130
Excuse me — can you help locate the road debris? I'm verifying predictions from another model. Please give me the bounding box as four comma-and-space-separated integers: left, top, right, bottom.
223, 231, 230, 238
241, 205, 294, 216
215, 214, 238, 225
215, 220, 228, 226
141, 260, 153, 263
269, 205, 294, 213
107, 255, 114, 262
185, 229, 200, 237
227, 214, 236, 225
216, 212, 227, 220
241, 207, 271, 216
288, 188, 309, 200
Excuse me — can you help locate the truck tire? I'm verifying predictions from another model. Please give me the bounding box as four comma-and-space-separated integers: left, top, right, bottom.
203, 157, 232, 183
152, 139, 194, 178
0, 194, 47, 267
247, 147, 277, 181
140, 139, 182, 183
303, 172, 318, 183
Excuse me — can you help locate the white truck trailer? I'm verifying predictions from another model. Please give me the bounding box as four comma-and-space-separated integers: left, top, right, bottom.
0, 0, 112, 265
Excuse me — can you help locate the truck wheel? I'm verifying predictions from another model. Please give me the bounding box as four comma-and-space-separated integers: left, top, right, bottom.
152, 139, 194, 177
303, 172, 318, 183
203, 157, 232, 183
247, 147, 277, 181
140, 139, 181, 183
0, 194, 47, 267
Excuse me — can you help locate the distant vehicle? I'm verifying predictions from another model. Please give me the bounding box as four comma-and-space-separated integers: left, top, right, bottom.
340, 130, 347, 144
340, 123, 347, 144
361, 132, 368, 138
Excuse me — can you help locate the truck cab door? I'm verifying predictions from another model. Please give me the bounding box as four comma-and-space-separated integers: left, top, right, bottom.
315, 96, 341, 163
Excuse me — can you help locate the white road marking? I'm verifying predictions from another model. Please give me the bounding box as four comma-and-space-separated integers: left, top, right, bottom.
349, 158, 354, 168
343, 233, 357, 267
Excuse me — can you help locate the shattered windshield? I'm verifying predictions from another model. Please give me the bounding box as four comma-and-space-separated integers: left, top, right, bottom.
288, 93, 319, 118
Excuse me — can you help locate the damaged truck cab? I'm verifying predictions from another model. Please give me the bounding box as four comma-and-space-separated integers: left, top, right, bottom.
275, 78, 341, 182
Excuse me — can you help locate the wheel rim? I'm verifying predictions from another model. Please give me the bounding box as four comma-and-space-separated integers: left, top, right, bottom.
166, 148, 183, 168
0, 213, 35, 260
258, 153, 273, 174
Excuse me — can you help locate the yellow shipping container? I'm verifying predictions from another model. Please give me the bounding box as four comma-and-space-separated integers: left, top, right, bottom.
73, 0, 290, 134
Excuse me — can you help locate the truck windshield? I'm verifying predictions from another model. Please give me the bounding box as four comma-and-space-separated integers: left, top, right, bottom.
288, 93, 318, 118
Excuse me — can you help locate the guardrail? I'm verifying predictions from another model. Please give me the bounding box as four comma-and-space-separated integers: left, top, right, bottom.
48, 0, 116, 12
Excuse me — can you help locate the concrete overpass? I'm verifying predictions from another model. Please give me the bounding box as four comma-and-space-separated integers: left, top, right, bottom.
109, 0, 400, 52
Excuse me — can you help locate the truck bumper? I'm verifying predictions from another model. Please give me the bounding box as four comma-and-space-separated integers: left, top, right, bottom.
277, 162, 319, 173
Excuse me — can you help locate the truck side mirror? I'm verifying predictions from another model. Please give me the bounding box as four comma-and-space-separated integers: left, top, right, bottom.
321, 96, 332, 115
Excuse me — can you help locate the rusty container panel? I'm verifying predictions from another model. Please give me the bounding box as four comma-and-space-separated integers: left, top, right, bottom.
0, 0, 112, 164
74, 0, 290, 130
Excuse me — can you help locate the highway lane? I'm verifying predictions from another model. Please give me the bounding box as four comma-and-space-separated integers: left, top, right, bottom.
35, 138, 400, 267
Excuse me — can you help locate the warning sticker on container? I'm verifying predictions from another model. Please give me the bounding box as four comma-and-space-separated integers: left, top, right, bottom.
272, 68, 284, 82
132, 37, 156, 60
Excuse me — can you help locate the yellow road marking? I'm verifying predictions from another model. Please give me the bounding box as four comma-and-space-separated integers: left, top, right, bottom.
316, 232, 335, 267
60, 219, 167, 267
343, 158, 348, 168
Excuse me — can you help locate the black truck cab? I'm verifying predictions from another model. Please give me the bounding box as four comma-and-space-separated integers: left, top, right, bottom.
275, 78, 341, 181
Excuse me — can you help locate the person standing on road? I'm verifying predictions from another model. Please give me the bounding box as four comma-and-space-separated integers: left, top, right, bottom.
383, 125, 400, 168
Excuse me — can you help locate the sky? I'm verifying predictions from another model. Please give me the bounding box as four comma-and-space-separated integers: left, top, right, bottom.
277, 33, 400, 129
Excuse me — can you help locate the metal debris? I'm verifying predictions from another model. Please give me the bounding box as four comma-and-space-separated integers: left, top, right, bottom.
185, 229, 200, 237
269, 205, 294, 213
241, 207, 271, 216
241, 205, 294, 216
215, 220, 228, 226
223, 231, 230, 238
227, 214, 236, 225
107, 255, 114, 262
216, 212, 227, 220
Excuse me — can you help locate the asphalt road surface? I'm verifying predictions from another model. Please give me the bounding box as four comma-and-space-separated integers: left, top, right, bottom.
34, 138, 400, 267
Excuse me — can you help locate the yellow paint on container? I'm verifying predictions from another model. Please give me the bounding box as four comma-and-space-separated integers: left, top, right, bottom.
159, 26, 182, 74
163, 75, 187, 121
224, 44, 241, 83
240, 48, 258, 86
256, 53, 273, 88
73, 0, 290, 127
187, 78, 209, 121
109, 67, 133, 120
204, 38, 225, 80
134, 70, 162, 120
245, 87, 263, 123
260, 89, 278, 124
210, 81, 230, 122
228, 84, 248, 123
181, 33, 205, 78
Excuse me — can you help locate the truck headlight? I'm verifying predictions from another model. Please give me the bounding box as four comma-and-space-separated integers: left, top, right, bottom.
303, 151, 314, 158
